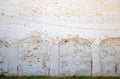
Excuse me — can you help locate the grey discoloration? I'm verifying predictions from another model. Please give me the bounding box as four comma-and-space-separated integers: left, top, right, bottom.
100, 38, 120, 76
0, 39, 10, 75
59, 38, 92, 76
115, 64, 117, 74
0, 39, 10, 48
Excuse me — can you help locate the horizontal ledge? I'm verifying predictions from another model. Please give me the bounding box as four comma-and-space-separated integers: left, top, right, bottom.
0, 15, 120, 30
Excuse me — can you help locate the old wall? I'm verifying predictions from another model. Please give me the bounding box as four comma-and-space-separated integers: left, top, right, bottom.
0, 0, 120, 76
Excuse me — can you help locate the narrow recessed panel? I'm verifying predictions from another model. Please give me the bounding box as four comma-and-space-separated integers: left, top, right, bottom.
59, 38, 92, 76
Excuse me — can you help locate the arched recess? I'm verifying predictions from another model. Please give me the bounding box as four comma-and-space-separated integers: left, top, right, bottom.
0, 39, 10, 75
58, 38, 92, 76
17, 35, 50, 76
100, 38, 120, 76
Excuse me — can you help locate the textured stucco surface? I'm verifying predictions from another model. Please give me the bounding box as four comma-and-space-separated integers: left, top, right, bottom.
0, 0, 120, 76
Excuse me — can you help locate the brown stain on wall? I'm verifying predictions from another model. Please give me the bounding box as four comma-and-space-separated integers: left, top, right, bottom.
43, 62, 47, 68
100, 37, 120, 46
60, 37, 92, 46
0, 40, 2, 48
36, 40, 41, 43
0, 12, 5, 16
27, 50, 32, 52
0, 61, 3, 63
64, 39, 68, 43
61, 74, 66, 77
16, 34, 50, 75
33, 47, 38, 50
90, 60, 93, 76
37, 58, 40, 62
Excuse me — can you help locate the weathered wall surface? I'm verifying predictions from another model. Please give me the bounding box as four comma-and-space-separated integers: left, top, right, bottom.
0, 0, 120, 76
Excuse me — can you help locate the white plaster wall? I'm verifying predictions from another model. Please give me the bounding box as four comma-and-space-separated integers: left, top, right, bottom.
0, 0, 120, 76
